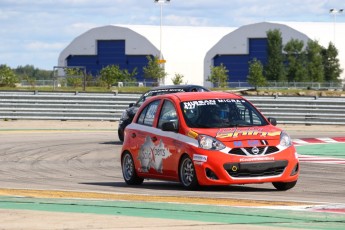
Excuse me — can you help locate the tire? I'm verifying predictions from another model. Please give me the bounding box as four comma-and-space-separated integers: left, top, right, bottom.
179, 155, 199, 189
118, 129, 124, 142
121, 152, 144, 185
272, 181, 297, 191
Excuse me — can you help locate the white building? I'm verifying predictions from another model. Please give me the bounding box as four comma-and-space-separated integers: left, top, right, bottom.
58, 22, 345, 86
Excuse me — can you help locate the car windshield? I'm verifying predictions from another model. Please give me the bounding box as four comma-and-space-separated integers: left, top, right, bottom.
181, 98, 268, 128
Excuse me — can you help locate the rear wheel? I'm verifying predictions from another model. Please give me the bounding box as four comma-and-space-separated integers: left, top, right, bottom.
272, 181, 297, 191
179, 155, 198, 189
121, 152, 143, 185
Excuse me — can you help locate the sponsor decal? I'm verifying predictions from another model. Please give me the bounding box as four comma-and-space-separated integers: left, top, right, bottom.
239, 156, 275, 162
217, 128, 281, 139
193, 154, 208, 162
216, 99, 246, 103
183, 99, 246, 109
138, 136, 172, 173
183, 100, 216, 109
187, 130, 198, 138
234, 141, 243, 147
144, 88, 184, 96
194, 161, 204, 165
248, 140, 260, 146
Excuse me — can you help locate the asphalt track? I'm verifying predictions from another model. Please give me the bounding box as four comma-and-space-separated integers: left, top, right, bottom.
0, 120, 344, 229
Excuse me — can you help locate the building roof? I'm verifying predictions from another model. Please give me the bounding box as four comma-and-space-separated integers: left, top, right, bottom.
59, 22, 345, 85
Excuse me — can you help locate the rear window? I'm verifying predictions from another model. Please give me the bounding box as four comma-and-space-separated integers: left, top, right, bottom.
137, 100, 160, 127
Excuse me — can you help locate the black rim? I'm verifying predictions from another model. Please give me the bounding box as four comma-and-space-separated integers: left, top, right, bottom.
180, 157, 194, 186
122, 154, 134, 181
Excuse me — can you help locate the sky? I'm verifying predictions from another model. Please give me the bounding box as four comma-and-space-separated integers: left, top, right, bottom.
1, 0, 345, 70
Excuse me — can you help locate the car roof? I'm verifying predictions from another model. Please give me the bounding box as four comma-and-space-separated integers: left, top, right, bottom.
158, 91, 244, 102
149, 84, 209, 91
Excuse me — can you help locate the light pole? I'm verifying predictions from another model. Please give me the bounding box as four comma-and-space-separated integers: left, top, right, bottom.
329, 8, 343, 45
154, 0, 170, 63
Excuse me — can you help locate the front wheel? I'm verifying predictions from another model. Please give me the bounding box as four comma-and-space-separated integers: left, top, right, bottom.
121, 152, 144, 185
179, 155, 199, 190
272, 181, 297, 191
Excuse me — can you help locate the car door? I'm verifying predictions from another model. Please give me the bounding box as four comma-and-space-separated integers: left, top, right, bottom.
155, 99, 182, 179
128, 99, 162, 177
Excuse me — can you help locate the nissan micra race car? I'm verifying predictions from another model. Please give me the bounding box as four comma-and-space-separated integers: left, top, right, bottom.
121, 92, 299, 190
118, 85, 209, 141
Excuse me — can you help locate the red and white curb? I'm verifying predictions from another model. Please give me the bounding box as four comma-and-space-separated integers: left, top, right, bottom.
292, 137, 345, 165
293, 137, 345, 146
312, 205, 345, 214
298, 155, 345, 165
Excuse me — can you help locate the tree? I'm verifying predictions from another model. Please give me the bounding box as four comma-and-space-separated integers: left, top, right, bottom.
15, 65, 53, 80
23, 75, 37, 88
64, 67, 84, 88
265, 29, 286, 81
0, 64, 19, 87
321, 42, 343, 83
122, 68, 138, 82
142, 56, 167, 83
171, 73, 184, 85
100, 65, 123, 89
100, 65, 137, 89
306, 40, 324, 82
283, 39, 308, 82
247, 58, 267, 90
208, 63, 229, 87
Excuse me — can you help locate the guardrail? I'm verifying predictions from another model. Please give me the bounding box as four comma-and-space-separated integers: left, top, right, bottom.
0, 91, 139, 121
1, 91, 345, 125
247, 96, 345, 125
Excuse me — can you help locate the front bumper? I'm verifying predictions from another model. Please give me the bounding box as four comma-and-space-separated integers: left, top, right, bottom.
192, 146, 299, 186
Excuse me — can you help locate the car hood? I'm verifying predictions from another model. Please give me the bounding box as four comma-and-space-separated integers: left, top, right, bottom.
188, 125, 282, 142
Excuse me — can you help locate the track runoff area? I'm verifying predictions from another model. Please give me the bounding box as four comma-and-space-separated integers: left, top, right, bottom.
294, 137, 345, 165
0, 134, 345, 229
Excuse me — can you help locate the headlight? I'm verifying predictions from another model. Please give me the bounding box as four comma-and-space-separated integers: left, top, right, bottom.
198, 135, 225, 150
280, 131, 292, 147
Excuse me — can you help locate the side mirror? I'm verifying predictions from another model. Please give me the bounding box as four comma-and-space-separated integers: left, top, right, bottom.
161, 121, 178, 132
268, 117, 277, 126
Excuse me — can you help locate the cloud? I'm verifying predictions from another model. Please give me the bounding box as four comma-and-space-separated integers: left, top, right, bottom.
164, 15, 210, 26
25, 42, 66, 51
63, 23, 101, 37
1, 0, 344, 69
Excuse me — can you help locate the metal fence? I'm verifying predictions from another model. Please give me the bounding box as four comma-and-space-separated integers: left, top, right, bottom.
215, 81, 345, 90
19, 80, 345, 90
19, 80, 159, 88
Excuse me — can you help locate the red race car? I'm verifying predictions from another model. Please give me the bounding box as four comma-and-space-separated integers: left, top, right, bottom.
121, 91, 299, 190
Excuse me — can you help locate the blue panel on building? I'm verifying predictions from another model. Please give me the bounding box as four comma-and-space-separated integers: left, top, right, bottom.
66, 40, 151, 81
127, 55, 152, 82
213, 38, 268, 82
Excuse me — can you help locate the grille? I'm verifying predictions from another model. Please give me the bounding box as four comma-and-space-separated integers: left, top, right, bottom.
224, 160, 287, 178
229, 146, 279, 156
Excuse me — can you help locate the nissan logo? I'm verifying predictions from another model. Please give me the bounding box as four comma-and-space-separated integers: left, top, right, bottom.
251, 147, 259, 155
